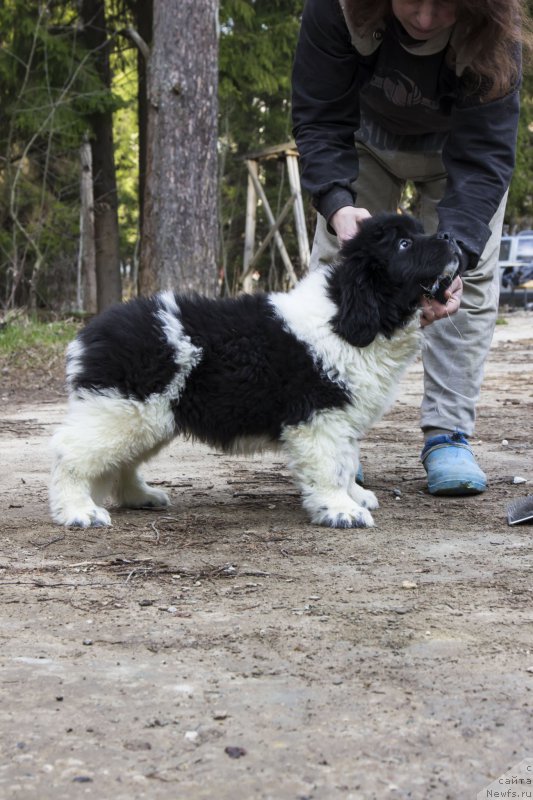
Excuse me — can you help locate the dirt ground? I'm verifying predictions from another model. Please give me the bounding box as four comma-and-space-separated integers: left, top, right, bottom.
1, 310, 532, 800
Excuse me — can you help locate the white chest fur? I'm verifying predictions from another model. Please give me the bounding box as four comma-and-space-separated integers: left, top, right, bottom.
269, 270, 422, 434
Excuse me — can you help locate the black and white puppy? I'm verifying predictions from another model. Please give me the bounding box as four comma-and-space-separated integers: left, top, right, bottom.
50, 213, 460, 529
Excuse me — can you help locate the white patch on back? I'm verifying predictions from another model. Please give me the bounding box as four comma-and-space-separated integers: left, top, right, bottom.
66, 338, 85, 391
156, 290, 203, 401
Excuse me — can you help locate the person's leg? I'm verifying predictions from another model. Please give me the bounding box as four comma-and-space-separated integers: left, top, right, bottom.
417, 176, 507, 493
418, 182, 505, 434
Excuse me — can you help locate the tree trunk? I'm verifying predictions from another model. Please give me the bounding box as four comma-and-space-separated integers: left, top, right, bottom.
78, 136, 98, 314
139, 0, 219, 297
136, 0, 153, 241
80, 0, 122, 311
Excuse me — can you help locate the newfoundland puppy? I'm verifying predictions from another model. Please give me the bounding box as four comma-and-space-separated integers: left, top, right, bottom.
50, 213, 460, 529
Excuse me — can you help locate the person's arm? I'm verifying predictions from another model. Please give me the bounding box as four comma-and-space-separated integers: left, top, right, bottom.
291, 0, 362, 225
438, 84, 520, 268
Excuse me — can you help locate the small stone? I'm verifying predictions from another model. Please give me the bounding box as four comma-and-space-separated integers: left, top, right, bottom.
502, 439, 509, 446
401, 581, 418, 590
392, 488, 402, 497
82, 639, 93, 646
184, 731, 199, 742
212, 710, 228, 720
124, 740, 152, 751
512, 476, 527, 485
225, 746, 247, 759
139, 599, 153, 607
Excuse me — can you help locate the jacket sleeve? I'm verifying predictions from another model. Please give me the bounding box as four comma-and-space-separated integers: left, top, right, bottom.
291, 0, 361, 223
437, 86, 520, 267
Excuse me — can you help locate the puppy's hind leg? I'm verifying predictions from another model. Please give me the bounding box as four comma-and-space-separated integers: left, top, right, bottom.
50, 418, 114, 529
50, 391, 175, 527
50, 455, 112, 528
115, 451, 170, 511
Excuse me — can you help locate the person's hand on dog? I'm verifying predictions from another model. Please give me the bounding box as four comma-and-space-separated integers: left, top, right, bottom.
420, 274, 463, 327
330, 206, 371, 242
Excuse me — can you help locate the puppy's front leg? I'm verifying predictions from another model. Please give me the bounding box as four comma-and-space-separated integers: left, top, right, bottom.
281, 414, 377, 529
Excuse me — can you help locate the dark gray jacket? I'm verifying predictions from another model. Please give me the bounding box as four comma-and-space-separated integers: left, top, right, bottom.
292, 0, 520, 263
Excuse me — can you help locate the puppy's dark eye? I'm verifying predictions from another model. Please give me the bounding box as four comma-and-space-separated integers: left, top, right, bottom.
398, 239, 412, 250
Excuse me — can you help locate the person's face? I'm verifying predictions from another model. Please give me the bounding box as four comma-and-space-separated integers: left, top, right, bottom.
391, 0, 457, 39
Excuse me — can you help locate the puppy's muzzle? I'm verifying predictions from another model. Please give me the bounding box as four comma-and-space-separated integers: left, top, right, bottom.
429, 231, 462, 303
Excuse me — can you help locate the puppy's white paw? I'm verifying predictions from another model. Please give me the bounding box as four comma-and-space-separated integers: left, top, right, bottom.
348, 483, 379, 510
61, 505, 112, 528
359, 488, 379, 510
120, 485, 170, 510
312, 503, 375, 529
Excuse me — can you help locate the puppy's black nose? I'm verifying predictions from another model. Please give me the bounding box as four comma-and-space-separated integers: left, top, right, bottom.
437, 230, 461, 257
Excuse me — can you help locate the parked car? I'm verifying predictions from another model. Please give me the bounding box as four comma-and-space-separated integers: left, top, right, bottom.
499, 231, 533, 289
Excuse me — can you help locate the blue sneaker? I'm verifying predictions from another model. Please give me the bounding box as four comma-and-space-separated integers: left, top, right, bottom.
421, 432, 487, 496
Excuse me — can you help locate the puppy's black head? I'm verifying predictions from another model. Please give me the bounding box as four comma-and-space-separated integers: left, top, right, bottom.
327, 212, 460, 347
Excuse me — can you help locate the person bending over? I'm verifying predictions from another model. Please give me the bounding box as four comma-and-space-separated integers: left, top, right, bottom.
292, 0, 529, 495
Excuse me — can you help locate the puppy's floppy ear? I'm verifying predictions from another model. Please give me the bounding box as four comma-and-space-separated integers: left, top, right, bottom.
327, 257, 381, 347
327, 213, 416, 346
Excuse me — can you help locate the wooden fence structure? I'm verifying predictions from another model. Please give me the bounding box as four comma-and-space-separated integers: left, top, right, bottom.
242, 142, 310, 292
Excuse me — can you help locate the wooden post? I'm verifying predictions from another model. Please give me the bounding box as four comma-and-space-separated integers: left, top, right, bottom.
243, 160, 258, 278
242, 193, 296, 291
286, 154, 310, 271
241, 141, 310, 292
246, 164, 298, 287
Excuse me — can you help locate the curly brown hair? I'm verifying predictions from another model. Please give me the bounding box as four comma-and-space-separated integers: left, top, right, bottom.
343, 0, 532, 98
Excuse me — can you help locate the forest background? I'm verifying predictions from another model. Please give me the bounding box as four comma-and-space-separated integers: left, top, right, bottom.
1, 0, 533, 317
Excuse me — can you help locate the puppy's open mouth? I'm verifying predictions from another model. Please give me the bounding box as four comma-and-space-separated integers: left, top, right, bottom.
421, 252, 461, 300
